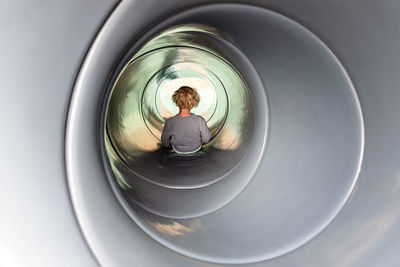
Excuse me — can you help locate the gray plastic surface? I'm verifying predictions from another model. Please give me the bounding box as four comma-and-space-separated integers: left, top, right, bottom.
2, 0, 400, 266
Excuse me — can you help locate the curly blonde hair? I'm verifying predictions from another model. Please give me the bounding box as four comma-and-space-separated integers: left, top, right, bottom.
172, 86, 200, 109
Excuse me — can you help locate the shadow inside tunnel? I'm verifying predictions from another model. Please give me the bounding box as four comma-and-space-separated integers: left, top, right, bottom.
119, 147, 243, 188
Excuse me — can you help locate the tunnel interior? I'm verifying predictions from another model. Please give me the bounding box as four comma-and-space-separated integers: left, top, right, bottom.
87, 3, 364, 264
103, 24, 268, 218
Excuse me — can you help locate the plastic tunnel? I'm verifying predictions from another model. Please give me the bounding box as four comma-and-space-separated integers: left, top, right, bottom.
3, 0, 399, 266
67, 3, 364, 264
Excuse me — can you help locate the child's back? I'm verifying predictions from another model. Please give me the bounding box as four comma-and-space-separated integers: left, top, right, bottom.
161, 114, 211, 153
161, 86, 211, 154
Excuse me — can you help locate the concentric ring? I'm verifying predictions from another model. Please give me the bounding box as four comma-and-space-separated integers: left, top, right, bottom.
66, 3, 363, 265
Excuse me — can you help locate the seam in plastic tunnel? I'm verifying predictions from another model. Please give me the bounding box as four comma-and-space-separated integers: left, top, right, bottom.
66, 3, 364, 265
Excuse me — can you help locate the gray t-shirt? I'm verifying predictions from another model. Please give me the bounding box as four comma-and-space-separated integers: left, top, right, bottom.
161, 114, 211, 153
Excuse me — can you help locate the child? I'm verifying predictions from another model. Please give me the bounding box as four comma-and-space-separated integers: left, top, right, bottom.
161, 86, 211, 154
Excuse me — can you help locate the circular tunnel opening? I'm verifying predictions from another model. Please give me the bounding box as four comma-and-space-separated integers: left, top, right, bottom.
66, 3, 365, 264
103, 24, 268, 218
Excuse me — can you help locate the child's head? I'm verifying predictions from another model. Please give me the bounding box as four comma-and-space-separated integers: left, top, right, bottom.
172, 86, 200, 110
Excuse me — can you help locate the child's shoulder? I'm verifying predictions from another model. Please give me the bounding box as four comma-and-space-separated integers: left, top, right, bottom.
164, 116, 175, 124
193, 115, 208, 125
191, 114, 206, 121
165, 114, 205, 122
